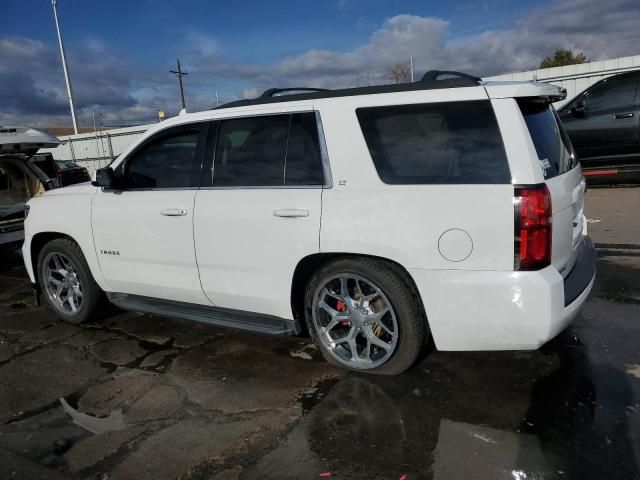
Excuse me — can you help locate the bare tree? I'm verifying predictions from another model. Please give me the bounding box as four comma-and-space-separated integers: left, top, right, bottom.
386, 64, 411, 84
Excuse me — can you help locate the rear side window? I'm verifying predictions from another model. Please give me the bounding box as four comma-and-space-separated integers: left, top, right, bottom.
519, 101, 577, 179
285, 113, 325, 185
215, 115, 289, 187
356, 101, 510, 185
213, 112, 325, 187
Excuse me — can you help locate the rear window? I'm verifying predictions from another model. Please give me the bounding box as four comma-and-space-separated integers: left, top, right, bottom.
356, 100, 510, 185
519, 101, 577, 179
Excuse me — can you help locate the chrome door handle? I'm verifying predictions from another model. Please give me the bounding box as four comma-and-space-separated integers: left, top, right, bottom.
273, 208, 309, 218
614, 113, 634, 119
160, 208, 188, 216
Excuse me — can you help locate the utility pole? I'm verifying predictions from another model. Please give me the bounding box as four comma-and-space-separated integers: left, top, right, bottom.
170, 59, 188, 110
410, 57, 414, 82
51, 0, 78, 134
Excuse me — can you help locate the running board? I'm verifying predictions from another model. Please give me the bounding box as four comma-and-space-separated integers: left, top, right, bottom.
106, 293, 301, 335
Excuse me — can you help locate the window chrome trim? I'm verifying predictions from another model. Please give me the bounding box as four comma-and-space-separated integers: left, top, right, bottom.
198, 185, 324, 191
101, 186, 201, 193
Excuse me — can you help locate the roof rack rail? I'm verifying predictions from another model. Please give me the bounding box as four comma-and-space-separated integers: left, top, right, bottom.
260, 87, 329, 98
420, 70, 481, 85
212, 70, 483, 110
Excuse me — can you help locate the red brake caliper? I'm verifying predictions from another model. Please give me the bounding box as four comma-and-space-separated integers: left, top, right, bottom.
336, 300, 350, 327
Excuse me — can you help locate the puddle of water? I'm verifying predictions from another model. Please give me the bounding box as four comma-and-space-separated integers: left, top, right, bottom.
297, 377, 341, 415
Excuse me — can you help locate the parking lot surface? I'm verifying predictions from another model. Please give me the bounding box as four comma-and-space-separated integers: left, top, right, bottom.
0, 186, 639, 480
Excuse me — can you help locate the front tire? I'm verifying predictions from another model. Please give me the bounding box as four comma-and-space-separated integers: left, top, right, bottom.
37, 238, 105, 324
304, 257, 428, 375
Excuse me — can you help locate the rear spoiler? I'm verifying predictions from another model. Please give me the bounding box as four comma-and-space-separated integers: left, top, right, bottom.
483, 81, 567, 103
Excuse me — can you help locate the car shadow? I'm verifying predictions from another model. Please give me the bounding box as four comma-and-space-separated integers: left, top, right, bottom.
258, 326, 638, 479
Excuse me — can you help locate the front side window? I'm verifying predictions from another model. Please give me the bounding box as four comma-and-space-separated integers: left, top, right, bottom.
519, 101, 577, 179
213, 112, 325, 187
123, 124, 202, 189
584, 77, 638, 111
356, 101, 510, 185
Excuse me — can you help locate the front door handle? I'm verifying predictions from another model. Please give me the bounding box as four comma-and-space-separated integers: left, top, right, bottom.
160, 208, 188, 216
273, 208, 309, 218
614, 113, 634, 119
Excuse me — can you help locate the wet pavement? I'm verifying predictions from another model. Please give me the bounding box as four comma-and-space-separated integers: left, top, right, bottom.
0, 186, 639, 480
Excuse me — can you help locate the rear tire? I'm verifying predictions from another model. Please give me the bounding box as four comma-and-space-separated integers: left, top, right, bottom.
37, 238, 105, 324
304, 257, 428, 375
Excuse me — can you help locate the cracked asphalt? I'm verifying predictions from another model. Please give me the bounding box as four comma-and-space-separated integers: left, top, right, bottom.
0, 186, 639, 480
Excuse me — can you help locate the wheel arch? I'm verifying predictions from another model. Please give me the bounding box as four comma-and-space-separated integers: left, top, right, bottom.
30, 232, 79, 285
290, 252, 429, 336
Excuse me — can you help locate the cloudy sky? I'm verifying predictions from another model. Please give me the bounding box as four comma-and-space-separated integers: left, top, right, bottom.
2, 0, 639, 127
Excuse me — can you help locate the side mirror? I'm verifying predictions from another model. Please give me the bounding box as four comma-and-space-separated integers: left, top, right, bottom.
93, 167, 117, 188
571, 99, 586, 115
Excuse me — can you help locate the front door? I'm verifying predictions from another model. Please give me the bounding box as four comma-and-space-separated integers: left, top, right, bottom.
92, 122, 211, 305
194, 111, 326, 319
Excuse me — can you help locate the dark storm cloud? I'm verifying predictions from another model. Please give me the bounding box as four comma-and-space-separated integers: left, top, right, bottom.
0, 36, 141, 125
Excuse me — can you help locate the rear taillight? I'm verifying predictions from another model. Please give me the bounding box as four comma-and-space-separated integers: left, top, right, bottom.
514, 184, 552, 271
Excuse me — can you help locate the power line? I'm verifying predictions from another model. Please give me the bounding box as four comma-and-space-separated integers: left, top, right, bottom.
170, 59, 188, 110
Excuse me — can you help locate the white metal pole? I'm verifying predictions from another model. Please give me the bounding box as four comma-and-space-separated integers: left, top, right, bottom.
410, 57, 414, 82
51, 0, 78, 134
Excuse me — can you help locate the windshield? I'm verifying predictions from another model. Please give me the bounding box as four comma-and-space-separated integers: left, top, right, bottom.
518, 101, 578, 179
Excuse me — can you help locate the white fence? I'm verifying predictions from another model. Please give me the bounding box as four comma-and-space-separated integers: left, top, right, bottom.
39, 124, 152, 175
43, 54, 640, 174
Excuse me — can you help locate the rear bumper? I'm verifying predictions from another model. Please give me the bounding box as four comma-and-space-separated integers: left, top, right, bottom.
408, 236, 596, 351
564, 236, 597, 306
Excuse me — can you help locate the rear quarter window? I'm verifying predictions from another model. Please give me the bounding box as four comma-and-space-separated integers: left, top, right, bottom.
356, 100, 510, 184
518, 101, 577, 179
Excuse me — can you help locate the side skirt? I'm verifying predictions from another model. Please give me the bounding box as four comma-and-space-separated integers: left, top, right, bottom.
106, 292, 301, 336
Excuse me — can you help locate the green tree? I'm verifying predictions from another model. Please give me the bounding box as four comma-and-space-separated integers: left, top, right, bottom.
539, 49, 588, 69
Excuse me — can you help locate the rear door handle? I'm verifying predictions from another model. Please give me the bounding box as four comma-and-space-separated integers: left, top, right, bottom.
614, 113, 634, 119
160, 208, 188, 216
273, 208, 309, 218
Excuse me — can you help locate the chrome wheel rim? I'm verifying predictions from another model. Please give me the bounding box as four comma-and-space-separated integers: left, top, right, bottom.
312, 274, 399, 369
42, 252, 83, 315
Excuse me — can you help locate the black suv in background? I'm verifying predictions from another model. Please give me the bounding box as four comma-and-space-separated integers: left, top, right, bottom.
558, 70, 640, 183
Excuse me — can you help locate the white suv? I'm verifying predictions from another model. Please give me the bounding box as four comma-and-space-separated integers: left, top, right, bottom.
22, 71, 597, 375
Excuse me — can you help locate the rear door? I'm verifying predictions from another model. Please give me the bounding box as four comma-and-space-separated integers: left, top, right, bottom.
519, 101, 584, 276
193, 110, 326, 320
560, 74, 640, 165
